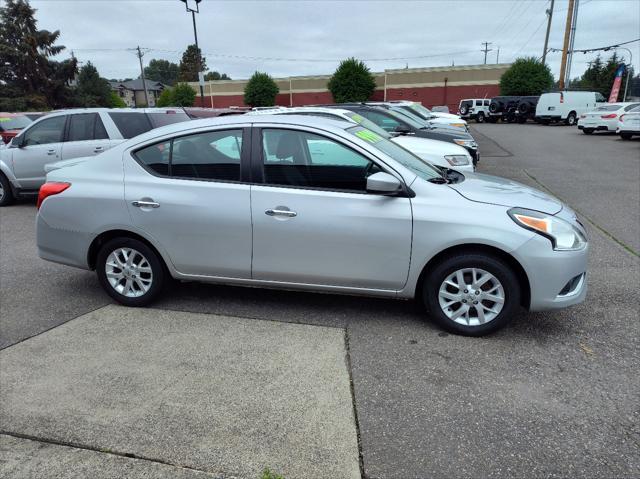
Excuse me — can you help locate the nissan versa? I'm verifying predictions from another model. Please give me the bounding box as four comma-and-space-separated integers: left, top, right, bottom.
36, 115, 588, 335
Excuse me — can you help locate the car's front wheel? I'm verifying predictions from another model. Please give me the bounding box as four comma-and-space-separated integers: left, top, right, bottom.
96, 237, 165, 307
0, 173, 15, 207
422, 253, 521, 336
476, 112, 485, 123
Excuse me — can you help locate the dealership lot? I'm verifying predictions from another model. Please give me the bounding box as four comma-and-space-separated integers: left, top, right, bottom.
1, 124, 638, 478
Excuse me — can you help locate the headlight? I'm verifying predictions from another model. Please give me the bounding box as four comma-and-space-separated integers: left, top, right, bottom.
508, 208, 587, 251
454, 139, 477, 149
444, 155, 470, 166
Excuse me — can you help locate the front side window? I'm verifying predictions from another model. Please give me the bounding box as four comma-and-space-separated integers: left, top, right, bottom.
475, 100, 483, 106
484, 100, 490, 106
22, 116, 66, 146
67, 113, 108, 141
133, 129, 242, 182
262, 129, 381, 191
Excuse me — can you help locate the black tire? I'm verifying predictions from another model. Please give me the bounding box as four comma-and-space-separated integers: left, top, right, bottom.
566, 112, 577, 126
476, 112, 485, 123
460, 105, 469, 115
422, 253, 521, 336
620, 132, 632, 140
96, 237, 166, 307
489, 102, 500, 114
0, 173, 15, 207
518, 102, 530, 115
582, 128, 594, 135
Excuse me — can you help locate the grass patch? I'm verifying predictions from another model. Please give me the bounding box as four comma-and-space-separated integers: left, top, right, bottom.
261, 468, 285, 479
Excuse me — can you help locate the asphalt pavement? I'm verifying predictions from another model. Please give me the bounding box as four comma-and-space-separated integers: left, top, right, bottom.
0, 122, 638, 478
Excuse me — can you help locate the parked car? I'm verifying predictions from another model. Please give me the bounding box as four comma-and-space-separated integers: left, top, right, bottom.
578, 102, 640, 134
249, 107, 475, 172
323, 104, 480, 164
514, 96, 540, 123
488, 96, 521, 122
458, 99, 491, 123
535, 91, 606, 126
377, 100, 464, 122
36, 115, 588, 336
0, 112, 33, 144
366, 101, 468, 131
0, 108, 190, 206
616, 105, 640, 140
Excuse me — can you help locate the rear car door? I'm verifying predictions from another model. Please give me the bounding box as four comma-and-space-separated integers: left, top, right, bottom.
123, 127, 252, 278
60, 113, 112, 159
250, 126, 412, 290
11, 115, 66, 189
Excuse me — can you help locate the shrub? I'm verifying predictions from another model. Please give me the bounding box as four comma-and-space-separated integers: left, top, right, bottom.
328, 58, 376, 103
156, 84, 195, 107
500, 57, 554, 96
109, 91, 127, 108
244, 72, 279, 107
155, 88, 174, 107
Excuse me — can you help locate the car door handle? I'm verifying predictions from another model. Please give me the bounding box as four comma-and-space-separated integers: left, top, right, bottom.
265, 208, 297, 217
132, 200, 160, 208
93, 146, 104, 153
47, 149, 56, 156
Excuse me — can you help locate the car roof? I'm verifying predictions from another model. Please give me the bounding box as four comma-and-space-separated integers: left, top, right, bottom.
127, 113, 355, 145
44, 107, 188, 117
249, 106, 354, 117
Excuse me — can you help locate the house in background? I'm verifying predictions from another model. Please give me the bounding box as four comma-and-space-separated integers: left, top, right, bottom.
109, 79, 167, 107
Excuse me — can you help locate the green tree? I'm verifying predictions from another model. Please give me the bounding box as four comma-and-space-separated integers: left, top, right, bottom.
156, 88, 174, 107
144, 59, 180, 86
204, 71, 231, 81
570, 53, 634, 99
244, 72, 279, 107
179, 44, 207, 82
500, 57, 554, 96
327, 58, 376, 103
0, 0, 77, 109
75, 62, 112, 107
109, 91, 127, 108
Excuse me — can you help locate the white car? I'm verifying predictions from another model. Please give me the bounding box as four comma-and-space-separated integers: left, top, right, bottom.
578, 102, 640, 135
248, 107, 474, 172
366, 101, 468, 131
617, 105, 640, 140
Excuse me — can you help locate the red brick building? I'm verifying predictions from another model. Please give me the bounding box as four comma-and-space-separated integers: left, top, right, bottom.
189, 63, 509, 113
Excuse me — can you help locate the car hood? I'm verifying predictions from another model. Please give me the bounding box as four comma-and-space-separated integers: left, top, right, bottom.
44, 157, 88, 173
448, 172, 563, 214
432, 112, 462, 120
392, 135, 470, 157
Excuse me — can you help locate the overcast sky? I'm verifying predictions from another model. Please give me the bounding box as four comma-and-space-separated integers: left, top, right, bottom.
20, 0, 640, 81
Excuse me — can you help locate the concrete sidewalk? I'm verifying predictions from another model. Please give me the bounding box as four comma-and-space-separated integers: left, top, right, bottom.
0, 306, 360, 479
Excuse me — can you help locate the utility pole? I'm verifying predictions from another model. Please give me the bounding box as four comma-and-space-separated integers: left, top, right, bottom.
558, 0, 575, 90
541, 0, 555, 65
481, 42, 493, 64
136, 46, 150, 107
565, 0, 580, 86
496, 47, 500, 64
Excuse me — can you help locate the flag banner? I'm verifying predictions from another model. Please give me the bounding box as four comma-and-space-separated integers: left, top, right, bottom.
608, 63, 626, 103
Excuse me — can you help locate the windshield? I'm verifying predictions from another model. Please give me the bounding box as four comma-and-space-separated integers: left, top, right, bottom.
408, 103, 435, 118
343, 111, 392, 138
0, 115, 32, 131
347, 126, 441, 181
384, 108, 426, 129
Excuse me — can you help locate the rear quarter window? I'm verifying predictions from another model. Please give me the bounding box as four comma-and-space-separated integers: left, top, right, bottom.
109, 112, 152, 139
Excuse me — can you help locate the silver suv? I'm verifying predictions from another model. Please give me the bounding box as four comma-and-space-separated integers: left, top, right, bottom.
36, 115, 588, 336
0, 108, 190, 206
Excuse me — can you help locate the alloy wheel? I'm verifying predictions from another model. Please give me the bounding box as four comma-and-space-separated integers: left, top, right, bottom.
105, 247, 153, 298
438, 268, 505, 326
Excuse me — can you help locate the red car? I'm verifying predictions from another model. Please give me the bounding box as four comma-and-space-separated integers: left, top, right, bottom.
0, 113, 33, 144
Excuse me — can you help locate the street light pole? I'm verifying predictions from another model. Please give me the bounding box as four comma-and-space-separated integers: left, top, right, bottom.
180, 0, 205, 104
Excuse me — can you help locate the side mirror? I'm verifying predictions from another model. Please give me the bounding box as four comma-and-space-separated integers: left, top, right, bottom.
11, 136, 23, 148
394, 125, 411, 135
366, 172, 402, 195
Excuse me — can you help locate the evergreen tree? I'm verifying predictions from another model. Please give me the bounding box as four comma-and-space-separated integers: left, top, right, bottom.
499, 57, 554, 96
75, 62, 112, 107
328, 58, 376, 103
144, 59, 180, 86
179, 45, 207, 82
204, 71, 231, 81
244, 72, 279, 107
0, 0, 77, 109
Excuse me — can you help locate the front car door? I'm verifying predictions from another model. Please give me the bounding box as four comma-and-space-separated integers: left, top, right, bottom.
123, 127, 252, 278
11, 115, 66, 189
250, 126, 412, 291
60, 113, 112, 159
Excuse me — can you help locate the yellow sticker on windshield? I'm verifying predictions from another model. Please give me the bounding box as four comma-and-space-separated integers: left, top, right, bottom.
350, 114, 364, 123
0, 118, 11, 122
355, 129, 382, 143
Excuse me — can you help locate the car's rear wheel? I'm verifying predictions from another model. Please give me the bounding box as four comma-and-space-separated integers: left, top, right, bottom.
0, 173, 15, 207
620, 132, 632, 140
422, 253, 521, 336
583, 128, 594, 135
476, 112, 485, 123
96, 237, 165, 307
566, 112, 577, 126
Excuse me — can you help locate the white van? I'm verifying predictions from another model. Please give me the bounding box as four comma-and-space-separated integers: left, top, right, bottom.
535, 91, 606, 125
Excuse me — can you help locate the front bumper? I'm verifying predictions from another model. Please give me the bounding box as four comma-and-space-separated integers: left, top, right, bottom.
512, 234, 589, 311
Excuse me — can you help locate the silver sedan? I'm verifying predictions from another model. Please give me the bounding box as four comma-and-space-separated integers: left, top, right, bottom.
36, 115, 588, 336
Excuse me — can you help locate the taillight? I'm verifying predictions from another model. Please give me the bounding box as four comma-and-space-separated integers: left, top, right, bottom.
601, 113, 617, 119
37, 182, 70, 209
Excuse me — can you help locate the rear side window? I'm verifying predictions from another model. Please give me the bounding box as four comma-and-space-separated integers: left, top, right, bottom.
109, 112, 152, 139
484, 100, 490, 106
67, 113, 108, 141
624, 103, 640, 111
475, 100, 482, 106
133, 129, 243, 182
